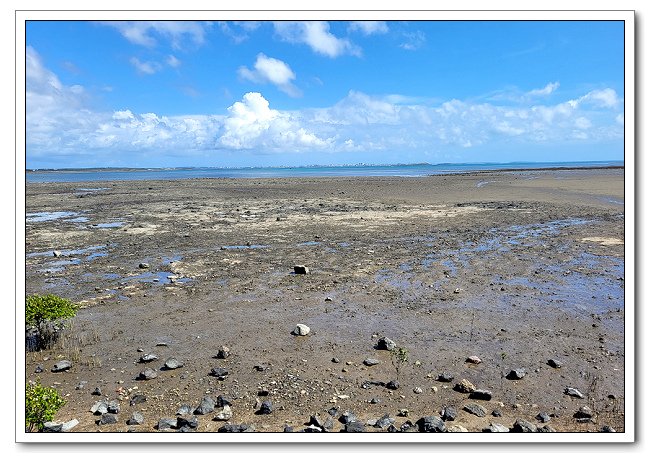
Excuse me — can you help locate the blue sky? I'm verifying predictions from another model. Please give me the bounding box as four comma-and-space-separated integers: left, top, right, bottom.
25, 20, 625, 168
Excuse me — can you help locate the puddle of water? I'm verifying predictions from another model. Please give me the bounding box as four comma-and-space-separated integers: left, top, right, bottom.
338, 242, 351, 247
162, 255, 183, 265
399, 263, 413, 271
27, 245, 106, 259
122, 271, 191, 285
103, 273, 121, 280
298, 241, 321, 246
26, 211, 80, 223
94, 222, 124, 228
86, 252, 108, 261
65, 217, 90, 223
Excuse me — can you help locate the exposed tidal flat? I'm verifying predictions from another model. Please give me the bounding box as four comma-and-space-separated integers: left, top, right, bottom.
24, 168, 625, 434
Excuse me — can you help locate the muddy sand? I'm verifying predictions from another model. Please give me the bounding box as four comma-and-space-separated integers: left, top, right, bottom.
24, 168, 625, 434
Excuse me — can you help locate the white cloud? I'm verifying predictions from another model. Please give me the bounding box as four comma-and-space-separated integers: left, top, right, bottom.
348, 21, 389, 35
100, 21, 211, 49
129, 57, 162, 75
218, 21, 261, 43
273, 21, 361, 58
527, 81, 560, 97
400, 31, 426, 50
238, 54, 301, 97
580, 88, 621, 109
167, 55, 181, 68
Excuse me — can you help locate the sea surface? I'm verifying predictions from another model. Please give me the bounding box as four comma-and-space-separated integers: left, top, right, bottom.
25, 160, 623, 183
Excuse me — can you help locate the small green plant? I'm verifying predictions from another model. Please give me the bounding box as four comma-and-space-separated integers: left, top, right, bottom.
391, 346, 409, 380
25, 381, 66, 432
25, 294, 78, 350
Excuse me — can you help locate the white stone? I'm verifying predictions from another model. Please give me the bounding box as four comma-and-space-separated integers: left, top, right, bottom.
294, 324, 310, 336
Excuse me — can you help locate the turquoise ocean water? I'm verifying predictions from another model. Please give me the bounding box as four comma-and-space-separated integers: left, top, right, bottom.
25, 160, 623, 183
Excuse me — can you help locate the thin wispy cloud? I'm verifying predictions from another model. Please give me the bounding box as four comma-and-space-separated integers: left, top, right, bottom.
129, 57, 162, 75
348, 21, 389, 35
100, 21, 212, 49
400, 30, 426, 50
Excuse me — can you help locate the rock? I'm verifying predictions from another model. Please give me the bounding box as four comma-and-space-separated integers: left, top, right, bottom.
416, 416, 446, 432
92, 387, 102, 396
370, 398, 381, 404
97, 414, 117, 425
363, 358, 380, 366
573, 406, 593, 419
176, 405, 193, 415
107, 400, 120, 414
538, 425, 557, 432
601, 426, 616, 432
214, 405, 233, 421
194, 396, 215, 415
51, 360, 72, 372
376, 337, 396, 351
138, 368, 158, 380
331, 357, 340, 363
328, 407, 339, 417
453, 379, 476, 393
469, 389, 493, 401
339, 411, 357, 424
397, 409, 409, 417
90, 400, 108, 415
43, 419, 78, 432
53, 250, 62, 257
506, 368, 526, 380
283, 425, 294, 432
293, 265, 310, 274
75, 381, 87, 390
463, 403, 487, 417
138, 262, 149, 269
344, 421, 366, 432
374, 414, 394, 429
325, 297, 332, 302
411, 387, 422, 394
218, 424, 255, 433
441, 406, 457, 421
512, 419, 537, 432
448, 425, 468, 432
34, 365, 44, 373
548, 358, 563, 368
564, 387, 585, 399
536, 412, 551, 423
466, 355, 482, 364
164, 357, 183, 369
129, 394, 146, 406
177, 414, 199, 429
492, 409, 502, 417
216, 395, 232, 407
127, 412, 144, 425
483, 423, 510, 433
437, 373, 454, 382
386, 380, 399, 390
139, 353, 158, 363
157, 417, 177, 430
293, 324, 310, 336
209, 367, 229, 379
258, 400, 273, 415
216, 346, 230, 359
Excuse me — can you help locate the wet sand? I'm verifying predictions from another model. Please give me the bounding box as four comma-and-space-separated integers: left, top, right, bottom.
24, 168, 625, 434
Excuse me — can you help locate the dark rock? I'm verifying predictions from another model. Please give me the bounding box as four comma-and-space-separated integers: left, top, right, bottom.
601, 426, 616, 432
363, 358, 380, 366
157, 417, 177, 430
339, 411, 357, 424
492, 409, 502, 417
469, 389, 493, 400
506, 368, 526, 380
397, 409, 409, 417
138, 368, 157, 380
194, 396, 215, 415
127, 412, 144, 425
139, 353, 158, 363
258, 400, 273, 415
177, 414, 199, 429
573, 406, 593, 419
309, 414, 325, 429
92, 387, 102, 396
437, 373, 454, 382
97, 414, 117, 425
107, 400, 120, 414
35, 365, 44, 373
548, 358, 563, 368
164, 357, 183, 369
293, 265, 310, 274
53, 250, 62, 258
400, 421, 416, 432
344, 421, 366, 432
331, 357, 340, 363
463, 403, 487, 417
209, 367, 229, 379
176, 405, 193, 415
416, 416, 446, 432
361, 380, 386, 389
218, 424, 255, 433
130, 394, 146, 406
375, 414, 394, 429
51, 360, 72, 372
177, 425, 196, 433
370, 398, 381, 404
564, 387, 585, 399
376, 337, 396, 351
302, 424, 322, 432
253, 364, 268, 372
483, 423, 509, 432
538, 425, 557, 432
386, 380, 399, 390
536, 412, 551, 423
387, 424, 400, 432
139, 262, 149, 269
512, 419, 537, 432
258, 390, 269, 396
216, 395, 232, 407
441, 406, 457, 421
328, 406, 339, 417
216, 346, 230, 359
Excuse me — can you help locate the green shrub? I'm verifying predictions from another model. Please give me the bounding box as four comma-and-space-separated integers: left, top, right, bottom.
25, 381, 66, 432
25, 294, 78, 350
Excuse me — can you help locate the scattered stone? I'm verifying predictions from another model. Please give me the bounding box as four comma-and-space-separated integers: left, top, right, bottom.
194, 396, 215, 415
216, 395, 232, 408
363, 358, 380, 366
344, 421, 366, 432
90, 400, 108, 415
51, 360, 72, 372
397, 409, 409, 417
536, 412, 551, 423
601, 426, 616, 432
331, 357, 340, 363
43, 419, 78, 432
370, 398, 381, 404
216, 346, 230, 359
376, 337, 396, 351
293, 324, 311, 336
138, 263, 150, 269
139, 353, 158, 363
127, 412, 144, 425
209, 367, 229, 379
492, 409, 502, 417
53, 250, 62, 258
293, 265, 310, 274
97, 414, 117, 425
34, 365, 43, 373
463, 403, 487, 417
129, 394, 146, 406
506, 368, 526, 380
564, 387, 585, 399
138, 368, 158, 380
283, 425, 294, 432
258, 400, 273, 415
328, 407, 339, 417
75, 381, 87, 390
325, 297, 332, 302
387, 424, 399, 432
177, 415, 199, 429
483, 423, 510, 433
466, 355, 482, 364
416, 416, 446, 432
218, 424, 255, 433
437, 373, 454, 382
176, 405, 193, 415
453, 379, 476, 393
253, 364, 268, 372
164, 358, 183, 369
339, 411, 357, 424
512, 419, 537, 432
573, 406, 593, 419
413, 387, 423, 394
448, 425, 469, 432
441, 406, 457, 421
361, 380, 385, 389
386, 380, 399, 390
107, 400, 120, 414
548, 358, 563, 368
214, 405, 233, 421
157, 417, 177, 430
469, 389, 493, 401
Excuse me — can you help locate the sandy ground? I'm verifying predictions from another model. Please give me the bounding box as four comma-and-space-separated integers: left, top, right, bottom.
23, 168, 625, 435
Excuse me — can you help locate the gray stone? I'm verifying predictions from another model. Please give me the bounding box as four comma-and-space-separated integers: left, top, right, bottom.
370, 397, 381, 404
363, 358, 380, 366
176, 404, 193, 415
536, 412, 551, 423
194, 396, 215, 415
441, 406, 457, 421
416, 416, 446, 432
216, 395, 232, 407
214, 405, 233, 421
573, 406, 593, 419
127, 412, 144, 425
293, 324, 310, 336
258, 400, 273, 415
138, 368, 158, 380
177, 414, 198, 429
43, 419, 78, 432
386, 380, 399, 390
293, 265, 310, 274
129, 394, 146, 406
466, 355, 482, 364
209, 367, 229, 379
218, 423, 255, 433
139, 353, 158, 363
51, 360, 72, 372
344, 421, 366, 432
75, 381, 87, 390
374, 414, 394, 429
98, 414, 117, 425
492, 409, 502, 417
164, 357, 183, 369
139, 262, 150, 269
53, 251, 62, 257
303, 424, 323, 432
331, 357, 340, 363
92, 387, 102, 396
469, 389, 493, 400
548, 358, 563, 368
437, 373, 454, 382
565, 387, 585, 399
107, 400, 120, 414
34, 365, 44, 373
506, 368, 526, 380
157, 417, 177, 430
339, 411, 357, 424
283, 425, 294, 432
483, 423, 510, 433
216, 346, 230, 359
90, 400, 108, 415
512, 419, 537, 432
376, 337, 396, 351
328, 406, 339, 417
463, 403, 487, 417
